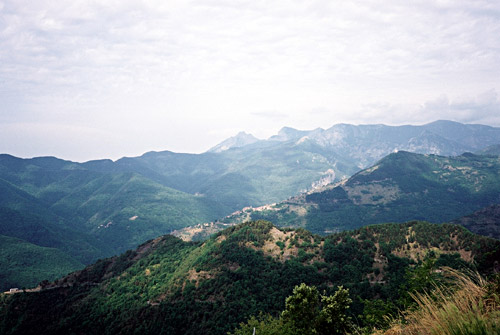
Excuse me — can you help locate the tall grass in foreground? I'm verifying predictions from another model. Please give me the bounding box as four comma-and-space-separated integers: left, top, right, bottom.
380, 268, 500, 335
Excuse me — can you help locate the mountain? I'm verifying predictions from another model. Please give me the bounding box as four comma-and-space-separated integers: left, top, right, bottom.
0, 206, 108, 265
118, 121, 500, 211
0, 235, 83, 291
208, 131, 260, 152
450, 204, 500, 240
0, 154, 227, 289
220, 151, 500, 235
3, 121, 500, 217
422, 120, 500, 149
1, 221, 499, 334
115, 143, 344, 211
266, 120, 500, 167
476, 144, 500, 156
48, 172, 226, 251
269, 126, 314, 142
2, 120, 500, 288
0, 155, 226, 252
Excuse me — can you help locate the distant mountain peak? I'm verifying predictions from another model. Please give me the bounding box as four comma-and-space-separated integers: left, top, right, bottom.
426, 119, 462, 126
277, 126, 300, 136
270, 126, 313, 142
208, 131, 259, 153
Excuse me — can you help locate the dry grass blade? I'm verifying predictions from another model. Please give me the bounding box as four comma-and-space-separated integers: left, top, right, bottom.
380, 268, 500, 335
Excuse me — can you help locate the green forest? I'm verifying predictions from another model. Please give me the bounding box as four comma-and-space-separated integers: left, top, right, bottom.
222, 151, 500, 235
1, 220, 499, 334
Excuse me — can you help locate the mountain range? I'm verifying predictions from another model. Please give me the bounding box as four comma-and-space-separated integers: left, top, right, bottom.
1, 120, 500, 290
178, 150, 500, 239
115, 120, 500, 211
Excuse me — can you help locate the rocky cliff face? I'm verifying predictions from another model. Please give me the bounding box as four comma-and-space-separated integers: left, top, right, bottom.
208, 131, 260, 152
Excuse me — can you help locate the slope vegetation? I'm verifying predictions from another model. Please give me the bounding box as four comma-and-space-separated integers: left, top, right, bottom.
0, 235, 83, 291
450, 204, 500, 240
2, 120, 500, 289
119, 120, 500, 211
0, 155, 226, 289
1, 221, 498, 335
223, 151, 500, 235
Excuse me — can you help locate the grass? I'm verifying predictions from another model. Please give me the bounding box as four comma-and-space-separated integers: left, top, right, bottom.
379, 268, 500, 335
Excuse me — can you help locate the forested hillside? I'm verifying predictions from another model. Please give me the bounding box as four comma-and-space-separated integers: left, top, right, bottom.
0, 235, 83, 291
223, 151, 500, 235
2, 120, 500, 290
120, 120, 500, 210
450, 204, 500, 240
1, 221, 498, 334
0, 155, 226, 289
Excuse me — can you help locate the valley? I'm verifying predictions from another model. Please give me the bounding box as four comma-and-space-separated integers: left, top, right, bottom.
1, 120, 500, 334
177, 150, 500, 239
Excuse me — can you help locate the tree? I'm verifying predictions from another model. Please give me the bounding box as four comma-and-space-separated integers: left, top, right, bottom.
281, 283, 353, 335
398, 256, 440, 309
230, 313, 299, 335
232, 284, 353, 335
281, 283, 319, 333
315, 286, 352, 335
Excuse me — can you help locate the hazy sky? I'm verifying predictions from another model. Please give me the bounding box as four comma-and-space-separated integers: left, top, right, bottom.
1, 0, 500, 161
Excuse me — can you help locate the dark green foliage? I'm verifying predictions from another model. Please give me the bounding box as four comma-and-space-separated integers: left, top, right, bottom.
237, 152, 500, 237
450, 204, 500, 240
359, 298, 395, 330
0, 155, 226, 289
396, 257, 441, 309
1, 221, 499, 335
2, 128, 500, 289
281, 283, 320, 332
231, 313, 300, 335
116, 141, 352, 212
233, 284, 353, 335
0, 235, 83, 291
315, 286, 353, 335
0, 207, 109, 264
305, 187, 352, 212
219, 220, 274, 247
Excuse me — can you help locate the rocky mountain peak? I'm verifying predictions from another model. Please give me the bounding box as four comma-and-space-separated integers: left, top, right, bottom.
208, 131, 259, 153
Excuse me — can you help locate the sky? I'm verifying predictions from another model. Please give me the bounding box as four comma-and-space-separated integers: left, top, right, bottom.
1, 0, 500, 162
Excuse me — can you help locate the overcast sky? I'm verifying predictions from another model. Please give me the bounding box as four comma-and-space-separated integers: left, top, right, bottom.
1, 0, 500, 161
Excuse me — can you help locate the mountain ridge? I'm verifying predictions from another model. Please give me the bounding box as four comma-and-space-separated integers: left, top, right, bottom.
1, 220, 499, 334
208, 131, 260, 152
450, 204, 500, 240
2, 120, 500, 289
209, 151, 500, 236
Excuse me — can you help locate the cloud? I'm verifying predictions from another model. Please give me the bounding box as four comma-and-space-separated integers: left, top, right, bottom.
420, 89, 500, 125
0, 122, 125, 161
359, 90, 500, 126
1, 1, 500, 160
251, 110, 289, 121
